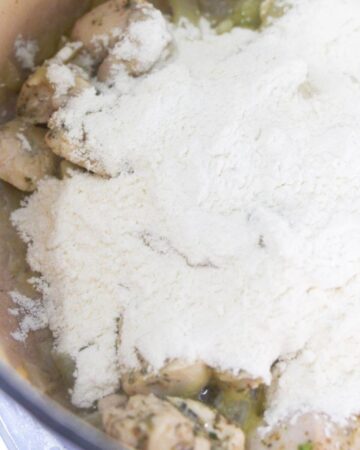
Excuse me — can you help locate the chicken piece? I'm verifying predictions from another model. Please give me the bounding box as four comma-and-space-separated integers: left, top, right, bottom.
0, 118, 59, 192
58, 159, 85, 179
51, 41, 96, 77
52, 41, 84, 65
71, 0, 131, 64
122, 360, 212, 398
16, 61, 90, 125
100, 394, 205, 450
98, 393, 128, 411
17, 66, 53, 124
215, 370, 263, 390
169, 397, 245, 450
45, 125, 107, 176
348, 418, 360, 450
97, 1, 173, 80
248, 413, 360, 450
99, 393, 245, 450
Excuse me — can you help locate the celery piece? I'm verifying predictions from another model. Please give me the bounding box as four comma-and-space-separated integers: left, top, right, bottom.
169, 0, 201, 23
51, 350, 76, 387
260, 0, 288, 26
216, 18, 235, 34
232, 0, 263, 29
214, 385, 266, 434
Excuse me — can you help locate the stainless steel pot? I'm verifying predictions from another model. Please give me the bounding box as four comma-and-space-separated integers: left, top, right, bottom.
0, 2, 121, 448
0, 2, 352, 449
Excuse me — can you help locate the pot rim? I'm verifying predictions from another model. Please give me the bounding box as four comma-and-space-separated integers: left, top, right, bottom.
0, 361, 121, 450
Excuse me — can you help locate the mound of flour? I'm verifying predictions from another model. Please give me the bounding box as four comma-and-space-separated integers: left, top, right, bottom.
12, 0, 360, 427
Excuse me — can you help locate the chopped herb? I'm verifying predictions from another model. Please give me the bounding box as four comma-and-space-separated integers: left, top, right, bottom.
208, 431, 219, 440
177, 401, 200, 422
298, 442, 313, 450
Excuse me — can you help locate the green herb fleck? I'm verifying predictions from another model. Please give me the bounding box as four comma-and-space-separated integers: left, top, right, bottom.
298, 442, 314, 450
208, 431, 218, 440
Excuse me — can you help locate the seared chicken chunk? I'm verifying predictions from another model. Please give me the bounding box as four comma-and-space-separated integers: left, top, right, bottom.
97, 1, 173, 80
122, 360, 212, 397
215, 370, 263, 390
17, 62, 90, 125
58, 159, 85, 179
17, 44, 89, 125
0, 118, 58, 191
169, 397, 245, 450
71, 0, 131, 63
45, 124, 108, 176
99, 393, 245, 450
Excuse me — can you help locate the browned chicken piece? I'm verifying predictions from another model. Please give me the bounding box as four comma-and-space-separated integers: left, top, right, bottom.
71, 0, 131, 64
169, 397, 245, 450
17, 66, 54, 124
16, 62, 90, 125
46, 2, 172, 175
58, 159, 85, 179
0, 118, 59, 192
52, 41, 84, 65
97, 1, 173, 80
45, 124, 108, 176
100, 394, 207, 450
99, 393, 245, 450
248, 413, 360, 450
122, 360, 212, 397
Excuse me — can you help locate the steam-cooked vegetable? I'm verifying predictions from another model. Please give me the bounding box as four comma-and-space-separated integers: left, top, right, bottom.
122, 360, 212, 397
0, 118, 58, 191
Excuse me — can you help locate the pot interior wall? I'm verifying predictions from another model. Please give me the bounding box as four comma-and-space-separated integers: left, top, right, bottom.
0, 0, 95, 409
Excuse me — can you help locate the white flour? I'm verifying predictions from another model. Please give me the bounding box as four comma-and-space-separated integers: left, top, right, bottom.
11, 0, 360, 427
8, 292, 48, 342
14, 35, 38, 70
16, 133, 32, 153
47, 63, 76, 97
109, 3, 173, 75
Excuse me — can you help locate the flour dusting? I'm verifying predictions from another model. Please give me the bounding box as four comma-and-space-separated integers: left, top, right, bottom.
9, 292, 48, 341
11, 0, 360, 427
14, 35, 38, 70
47, 63, 76, 97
